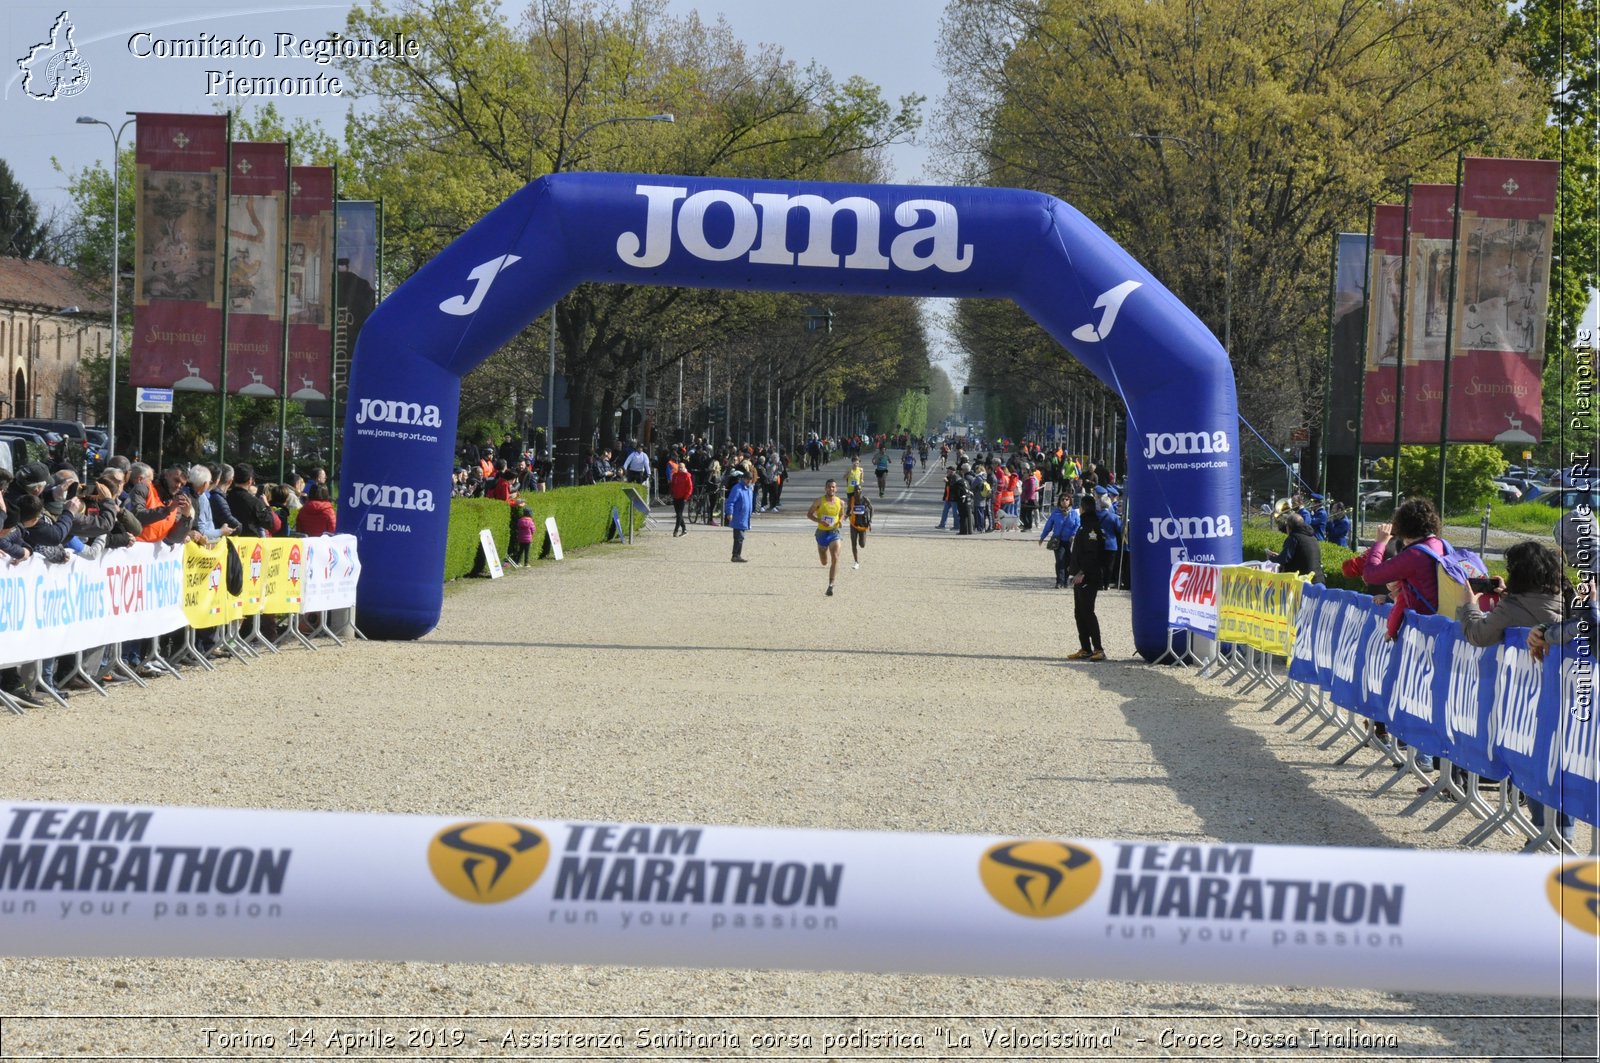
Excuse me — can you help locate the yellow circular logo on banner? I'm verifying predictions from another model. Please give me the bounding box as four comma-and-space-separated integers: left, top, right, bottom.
1547, 860, 1600, 936
428, 821, 549, 903
980, 840, 1101, 918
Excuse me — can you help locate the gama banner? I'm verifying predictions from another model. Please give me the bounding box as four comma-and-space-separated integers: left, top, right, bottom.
333, 200, 379, 407
1168, 561, 1221, 638
130, 113, 229, 392
224, 142, 289, 398
287, 166, 335, 402
1216, 567, 1309, 656
0, 544, 186, 668
1451, 157, 1559, 443
0, 801, 1593, 999
1360, 204, 1405, 445
300, 534, 360, 612
1325, 233, 1368, 458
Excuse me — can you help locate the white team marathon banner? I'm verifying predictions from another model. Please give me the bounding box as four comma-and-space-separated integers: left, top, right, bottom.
0, 543, 187, 667
299, 535, 360, 612
0, 801, 1594, 999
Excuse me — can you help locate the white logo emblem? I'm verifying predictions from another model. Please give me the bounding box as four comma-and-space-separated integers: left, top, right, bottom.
1142, 431, 1231, 459
439, 254, 521, 316
1146, 514, 1235, 544
17, 11, 92, 101
347, 482, 436, 512
616, 184, 974, 274
366, 513, 385, 532
355, 398, 444, 427
1070, 280, 1142, 343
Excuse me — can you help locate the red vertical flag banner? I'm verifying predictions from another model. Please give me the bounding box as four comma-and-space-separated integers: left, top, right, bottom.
1399, 184, 1457, 443
287, 166, 335, 400
225, 142, 288, 397
1360, 205, 1405, 445
1451, 157, 1558, 443
130, 113, 228, 392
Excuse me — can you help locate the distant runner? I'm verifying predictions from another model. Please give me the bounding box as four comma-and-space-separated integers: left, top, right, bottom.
873, 449, 890, 497
807, 479, 846, 596
902, 447, 915, 487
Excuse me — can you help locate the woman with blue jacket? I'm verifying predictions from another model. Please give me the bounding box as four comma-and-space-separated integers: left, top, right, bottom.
1038, 494, 1080, 587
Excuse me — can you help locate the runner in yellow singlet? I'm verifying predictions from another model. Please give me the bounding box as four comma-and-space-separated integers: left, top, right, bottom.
806, 479, 846, 596
845, 456, 865, 500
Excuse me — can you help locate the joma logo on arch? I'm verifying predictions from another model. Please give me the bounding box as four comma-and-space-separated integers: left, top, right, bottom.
617, 185, 974, 273
356, 399, 443, 427
1142, 431, 1230, 459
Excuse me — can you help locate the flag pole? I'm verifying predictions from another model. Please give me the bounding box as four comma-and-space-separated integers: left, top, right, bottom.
1355, 205, 1373, 543
1391, 184, 1414, 505
1436, 156, 1464, 509
278, 141, 294, 484
218, 112, 234, 464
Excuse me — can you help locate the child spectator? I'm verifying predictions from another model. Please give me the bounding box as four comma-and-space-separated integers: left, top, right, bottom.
511, 506, 536, 564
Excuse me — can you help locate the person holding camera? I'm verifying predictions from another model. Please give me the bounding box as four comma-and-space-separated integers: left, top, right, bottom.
1269, 506, 1324, 583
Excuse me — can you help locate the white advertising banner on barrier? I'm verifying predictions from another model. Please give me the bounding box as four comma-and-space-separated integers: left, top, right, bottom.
0, 543, 187, 668
1167, 562, 1220, 637
299, 535, 360, 612
0, 801, 1594, 999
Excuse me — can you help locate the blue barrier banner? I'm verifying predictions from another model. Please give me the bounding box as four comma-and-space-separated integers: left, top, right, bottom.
1328, 592, 1369, 712
1310, 585, 1345, 689
1286, 581, 1321, 684
1359, 601, 1398, 723
1219, 576, 1592, 822
1438, 631, 1505, 781
1490, 630, 1554, 809
1550, 639, 1598, 827
1385, 612, 1455, 760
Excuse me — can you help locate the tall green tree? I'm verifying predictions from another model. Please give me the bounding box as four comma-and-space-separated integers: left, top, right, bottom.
0, 159, 52, 259
935, 0, 1550, 449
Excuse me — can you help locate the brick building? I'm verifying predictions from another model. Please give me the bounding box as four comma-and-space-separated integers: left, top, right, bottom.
0, 256, 111, 423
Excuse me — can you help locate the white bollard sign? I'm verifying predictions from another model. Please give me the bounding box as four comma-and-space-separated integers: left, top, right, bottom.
0, 801, 1594, 999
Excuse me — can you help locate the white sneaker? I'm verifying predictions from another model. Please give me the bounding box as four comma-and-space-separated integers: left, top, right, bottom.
853, 562, 859, 569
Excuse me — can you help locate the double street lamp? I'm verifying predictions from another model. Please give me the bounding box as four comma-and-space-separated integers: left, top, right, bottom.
538, 113, 674, 481
76, 115, 134, 457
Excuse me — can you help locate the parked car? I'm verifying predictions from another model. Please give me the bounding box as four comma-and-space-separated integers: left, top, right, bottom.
1541, 489, 1594, 511
83, 428, 108, 465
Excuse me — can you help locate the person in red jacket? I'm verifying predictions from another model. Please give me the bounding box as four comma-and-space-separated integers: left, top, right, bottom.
669, 462, 694, 537
1359, 497, 1444, 640
297, 482, 338, 536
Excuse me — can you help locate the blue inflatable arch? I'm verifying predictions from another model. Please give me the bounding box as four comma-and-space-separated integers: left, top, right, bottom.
342, 174, 1242, 659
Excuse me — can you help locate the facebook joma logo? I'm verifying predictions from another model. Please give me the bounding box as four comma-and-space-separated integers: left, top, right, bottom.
366, 512, 410, 534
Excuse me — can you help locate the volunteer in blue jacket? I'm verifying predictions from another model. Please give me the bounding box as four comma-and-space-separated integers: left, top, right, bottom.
723, 469, 753, 563
1096, 486, 1122, 589
1038, 493, 1080, 588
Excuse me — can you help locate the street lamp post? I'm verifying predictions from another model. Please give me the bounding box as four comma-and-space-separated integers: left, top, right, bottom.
538, 113, 673, 483
1129, 131, 1233, 352
77, 115, 134, 458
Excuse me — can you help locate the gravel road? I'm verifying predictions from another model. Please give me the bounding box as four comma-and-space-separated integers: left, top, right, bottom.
0, 457, 1593, 1060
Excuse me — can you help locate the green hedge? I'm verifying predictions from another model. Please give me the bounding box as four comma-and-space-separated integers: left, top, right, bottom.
444, 484, 645, 580
1241, 523, 1367, 591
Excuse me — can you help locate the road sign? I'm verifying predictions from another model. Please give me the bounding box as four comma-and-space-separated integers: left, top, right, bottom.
136, 387, 173, 413
1289, 426, 1310, 445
